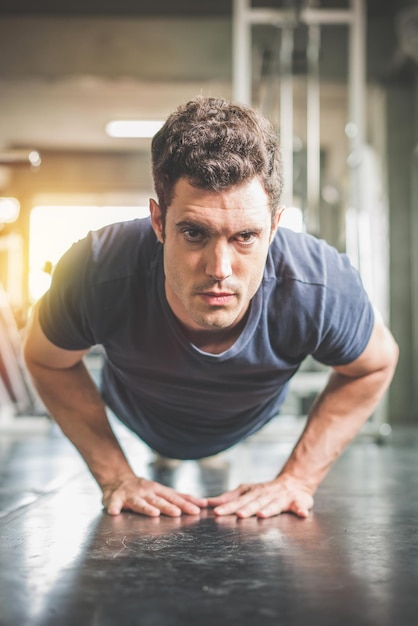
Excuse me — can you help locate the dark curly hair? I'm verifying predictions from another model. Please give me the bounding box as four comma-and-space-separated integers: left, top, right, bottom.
151, 96, 283, 225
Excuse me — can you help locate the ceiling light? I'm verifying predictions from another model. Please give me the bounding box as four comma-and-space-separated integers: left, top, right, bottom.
28, 151, 42, 167
105, 120, 164, 138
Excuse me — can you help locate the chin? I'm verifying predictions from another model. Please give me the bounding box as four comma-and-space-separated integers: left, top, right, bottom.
192, 312, 239, 331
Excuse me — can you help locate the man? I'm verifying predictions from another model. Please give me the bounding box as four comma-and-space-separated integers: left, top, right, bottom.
23, 96, 398, 520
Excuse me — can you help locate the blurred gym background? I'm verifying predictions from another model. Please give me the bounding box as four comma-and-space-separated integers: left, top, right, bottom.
1, 0, 417, 434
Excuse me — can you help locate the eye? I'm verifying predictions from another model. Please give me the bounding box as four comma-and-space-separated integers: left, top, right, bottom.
182, 228, 206, 243
235, 232, 257, 245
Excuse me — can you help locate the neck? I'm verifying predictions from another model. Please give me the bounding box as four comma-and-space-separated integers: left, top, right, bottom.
184, 313, 249, 354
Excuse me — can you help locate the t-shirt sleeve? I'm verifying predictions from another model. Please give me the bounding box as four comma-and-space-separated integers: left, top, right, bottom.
310, 245, 375, 366
38, 234, 97, 350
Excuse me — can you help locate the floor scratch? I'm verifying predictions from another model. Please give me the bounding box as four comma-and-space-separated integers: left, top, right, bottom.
112, 535, 128, 559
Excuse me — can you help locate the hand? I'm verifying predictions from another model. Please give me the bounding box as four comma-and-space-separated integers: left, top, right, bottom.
102, 475, 208, 517
206, 475, 314, 519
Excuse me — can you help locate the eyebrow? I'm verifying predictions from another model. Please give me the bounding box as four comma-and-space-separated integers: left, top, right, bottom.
174, 220, 264, 236
175, 220, 212, 235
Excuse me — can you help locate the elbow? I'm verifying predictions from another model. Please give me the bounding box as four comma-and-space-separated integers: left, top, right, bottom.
22, 341, 42, 379
386, 331, 399, 375
22, 333, 35, 373
378, 332, 399, 391
388, 339, 399, 384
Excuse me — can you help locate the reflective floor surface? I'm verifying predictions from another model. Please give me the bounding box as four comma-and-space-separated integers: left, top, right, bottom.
1, 422, 418, 626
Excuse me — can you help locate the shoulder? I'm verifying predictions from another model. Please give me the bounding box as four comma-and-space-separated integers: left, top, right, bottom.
90, 217, 157, 266
56, 217, 159, 284
263, 228, 373, 364
267, 227, 354, 287
39, 218, 159, 349
89, 216, 154, 249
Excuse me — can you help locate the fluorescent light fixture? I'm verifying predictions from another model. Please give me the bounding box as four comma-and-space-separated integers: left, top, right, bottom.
0, 149, 41, 167
106, 120, 164, 138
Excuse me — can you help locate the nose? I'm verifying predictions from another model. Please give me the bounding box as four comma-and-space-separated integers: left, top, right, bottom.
205, 239, 232, 282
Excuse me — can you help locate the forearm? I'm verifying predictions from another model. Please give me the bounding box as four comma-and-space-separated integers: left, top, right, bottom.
278, 362, 396, 492
26, 358, 207, 517
22, 306, 207, 518
26, 359, 135, 488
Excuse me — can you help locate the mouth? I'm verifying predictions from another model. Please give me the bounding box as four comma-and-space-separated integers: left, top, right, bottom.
197, 291, 236, 306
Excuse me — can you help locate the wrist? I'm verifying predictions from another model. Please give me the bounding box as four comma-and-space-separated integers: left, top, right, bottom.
93, 462, 137, 491
274, 471, 317, 496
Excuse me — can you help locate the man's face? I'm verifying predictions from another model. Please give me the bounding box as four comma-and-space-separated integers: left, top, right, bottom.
150, 177, 280, 337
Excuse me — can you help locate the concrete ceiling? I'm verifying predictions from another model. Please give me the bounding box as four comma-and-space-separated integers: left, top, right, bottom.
0, 0, 415, 160
0, 0, 410, 18
0, 14, 233, 156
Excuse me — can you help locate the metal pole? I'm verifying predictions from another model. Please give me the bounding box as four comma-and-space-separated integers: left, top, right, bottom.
232, 0, 252, 104
346, 0, 367, 268
280, 27, 294, 208
411, 147, 418, 410
306, 24, 321, 234
348, 0, 366, 196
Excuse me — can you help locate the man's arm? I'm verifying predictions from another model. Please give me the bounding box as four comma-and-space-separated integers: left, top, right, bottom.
208, 310, 399, 518
23, 303, 206, 517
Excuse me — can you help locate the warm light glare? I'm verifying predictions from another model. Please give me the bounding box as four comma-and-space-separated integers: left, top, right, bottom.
105, 120, 164, 138
0, 197, 20, 223
29, 205, 150, 302
280, 206, 305, 233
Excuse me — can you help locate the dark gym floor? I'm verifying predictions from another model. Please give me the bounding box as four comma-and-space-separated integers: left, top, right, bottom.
1, 420, 417, 626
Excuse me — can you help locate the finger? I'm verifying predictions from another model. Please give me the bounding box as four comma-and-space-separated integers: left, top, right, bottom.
128, 499, 161, 517
256, 496, 311, 519
289, 506, 310, 519
207, 486, 248, 508
213, 490, 262, 516
221, 490, 311, 519
147, 495, 182, 517
178, 493, 208, 509
156, 489, 202, 515
103, 493, 124, 516
106, 493, 161, 518
176, 500, 202, 515
286, 493, 314, 518
235, 494, 275, 519
105, 504, 122, 516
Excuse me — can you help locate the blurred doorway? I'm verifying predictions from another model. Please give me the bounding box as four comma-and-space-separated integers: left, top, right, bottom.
28, 203, 150, 303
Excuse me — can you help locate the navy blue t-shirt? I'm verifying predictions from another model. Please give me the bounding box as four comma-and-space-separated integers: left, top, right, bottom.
39, 218, 374, 459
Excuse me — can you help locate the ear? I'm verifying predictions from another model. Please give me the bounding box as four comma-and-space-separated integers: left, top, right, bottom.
269, 206, 285, 242
149, 198, 164, 243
